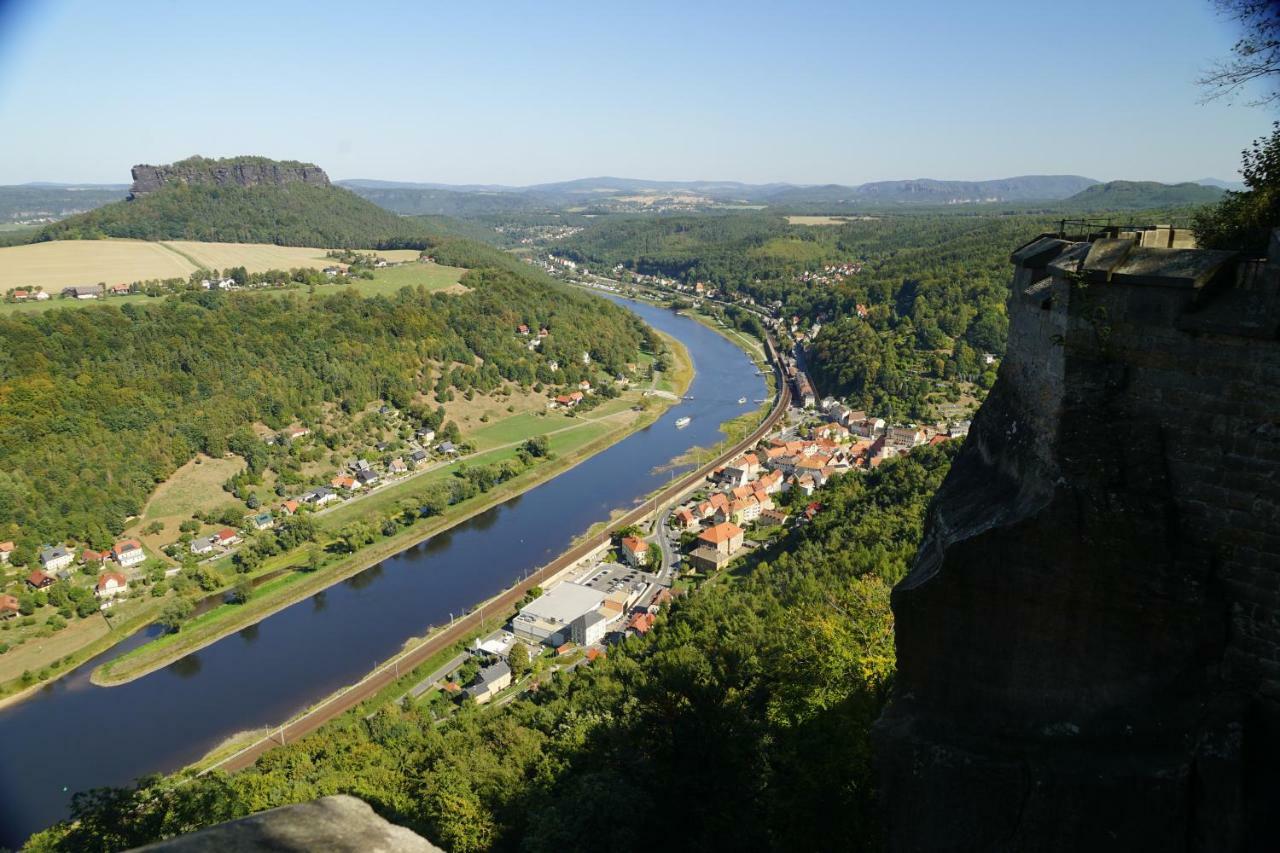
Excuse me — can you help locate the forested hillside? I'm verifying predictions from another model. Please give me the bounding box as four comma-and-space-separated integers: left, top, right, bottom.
1059, 179, 1224, 210
35, 182, 431, 248
558, 212, 1060, 418
0, 265, 651, 550
23, 443, 957, 853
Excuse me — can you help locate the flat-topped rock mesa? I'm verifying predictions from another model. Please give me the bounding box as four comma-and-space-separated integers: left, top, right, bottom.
129, 156, 330, 199
876, 223, 1280, 851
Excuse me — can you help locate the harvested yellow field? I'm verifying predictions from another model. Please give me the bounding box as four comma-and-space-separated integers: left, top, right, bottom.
161, 241, 332, 273
0, 239, 427, 291
370, 249, 422, 263
0, 239, 194, 290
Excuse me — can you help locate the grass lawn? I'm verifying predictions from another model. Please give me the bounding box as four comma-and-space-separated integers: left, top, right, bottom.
469, 410, 567, 450
346, 263, 467, 297
128, 454, 245, 557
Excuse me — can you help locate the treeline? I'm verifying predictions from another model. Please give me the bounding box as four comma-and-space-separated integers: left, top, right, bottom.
22, 443, 958, 853
35, 183, 434, 249
0, 265, 653, 552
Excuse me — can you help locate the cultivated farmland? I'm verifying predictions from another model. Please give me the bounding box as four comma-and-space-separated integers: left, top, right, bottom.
0, 239, 434, 291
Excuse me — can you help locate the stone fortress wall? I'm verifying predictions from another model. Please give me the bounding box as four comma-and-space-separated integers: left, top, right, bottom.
876, 223, 1280, 851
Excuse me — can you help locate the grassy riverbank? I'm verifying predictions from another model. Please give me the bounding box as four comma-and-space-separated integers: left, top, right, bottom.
87, 332, 692, 687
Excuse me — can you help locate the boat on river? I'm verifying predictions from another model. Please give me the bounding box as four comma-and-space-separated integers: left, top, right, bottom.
738, 396, 747, 404
675, 416, 691, 428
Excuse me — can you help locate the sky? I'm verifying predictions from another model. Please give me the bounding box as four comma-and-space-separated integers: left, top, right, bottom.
0, 0, 1273, 186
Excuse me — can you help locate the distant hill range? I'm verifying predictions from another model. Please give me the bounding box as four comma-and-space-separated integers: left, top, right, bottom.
35, 156, 432, 248
1, 161, 1237, 229
1195, 176, 1246, 191
1058, 180, 1227, 211
339, 174, 1104, 214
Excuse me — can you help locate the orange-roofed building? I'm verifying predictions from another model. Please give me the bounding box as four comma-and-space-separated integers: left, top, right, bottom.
627, 612, 656, 635
620, 535, 649, 567
96, 571, 128, 599
697, 522, 744, 555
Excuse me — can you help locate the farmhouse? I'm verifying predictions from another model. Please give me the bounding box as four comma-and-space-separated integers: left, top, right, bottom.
95, 571, 128, 599
303, 487, 337, 506
62, 284, 103, 299
26, 570, 54, 591
214, 528, 241, 548
464, 661, 512, 705
111, 539, 146, 568
39, 545, 73, 573
0, 593, 19, 619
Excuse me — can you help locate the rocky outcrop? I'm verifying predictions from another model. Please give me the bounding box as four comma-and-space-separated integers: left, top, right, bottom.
129, 156, 330, 199
128, 795, 442, 852
875, 227, 1280, 851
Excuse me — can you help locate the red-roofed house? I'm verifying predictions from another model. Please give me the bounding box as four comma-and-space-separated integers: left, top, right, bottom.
0, 593, 19, 619
214, 528, 241, 547
281, 500, 300, 515
627, 611, 655, 635
96, 571, 129, 599
585, 648, 605, 662
82, 548, 107, 565
672, 507, 697, 530
620, 535, 649, 568
331, 474, 358, 491
111, 539, 145, 568
26, 570, 53, 591
0, 541, 13, 564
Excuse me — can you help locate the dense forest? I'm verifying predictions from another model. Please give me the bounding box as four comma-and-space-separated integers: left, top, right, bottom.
35, 182, 433, 249
22, 443, 957, 853
1059, 179, 1225, 210
0, 262, 653, 553
558, 212, 1060, 417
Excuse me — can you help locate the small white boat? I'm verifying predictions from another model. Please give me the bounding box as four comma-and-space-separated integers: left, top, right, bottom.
738, 397, 747, 404
675, 416, 691, 428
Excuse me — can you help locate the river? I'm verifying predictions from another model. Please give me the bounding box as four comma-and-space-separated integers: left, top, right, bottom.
0, 296, 766, 848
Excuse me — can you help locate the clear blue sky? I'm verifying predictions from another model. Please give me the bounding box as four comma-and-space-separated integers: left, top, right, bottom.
0, 0, 1272, 186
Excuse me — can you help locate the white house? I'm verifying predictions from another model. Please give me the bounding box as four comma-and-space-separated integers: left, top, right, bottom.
96, 571, 129, 599
40, 545, 73, 573
111, 540, 146, 568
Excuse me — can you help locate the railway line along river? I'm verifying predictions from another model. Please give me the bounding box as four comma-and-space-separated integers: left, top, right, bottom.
0, 296, 767, 848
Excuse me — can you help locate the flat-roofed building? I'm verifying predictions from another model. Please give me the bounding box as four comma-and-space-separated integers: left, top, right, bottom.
513, 582, 605, 645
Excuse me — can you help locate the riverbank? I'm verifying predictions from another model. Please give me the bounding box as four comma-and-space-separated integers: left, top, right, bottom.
87, 332, 693, 688
200, 326, 787, 775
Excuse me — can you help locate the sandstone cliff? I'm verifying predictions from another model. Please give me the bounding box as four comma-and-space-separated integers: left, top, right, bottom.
876, 226, 1280, 851
129, 156, 330, 199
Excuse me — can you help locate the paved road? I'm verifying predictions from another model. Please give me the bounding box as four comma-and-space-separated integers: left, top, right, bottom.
206, 335, 789, 775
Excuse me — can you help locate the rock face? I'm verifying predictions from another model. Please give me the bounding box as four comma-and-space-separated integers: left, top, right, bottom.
875, 226, 1280, 851
128, 795, 442, 852
129, 156, 330, 199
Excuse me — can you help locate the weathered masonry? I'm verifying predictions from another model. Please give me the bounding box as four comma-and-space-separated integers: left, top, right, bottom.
876, 224, 1280, 851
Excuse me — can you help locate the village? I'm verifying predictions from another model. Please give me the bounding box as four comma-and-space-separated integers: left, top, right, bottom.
0, 316, 684, 690
420, 386, 967, 711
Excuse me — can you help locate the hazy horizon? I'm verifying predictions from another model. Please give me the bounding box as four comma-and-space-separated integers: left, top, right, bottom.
0, 0, 1272, 186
